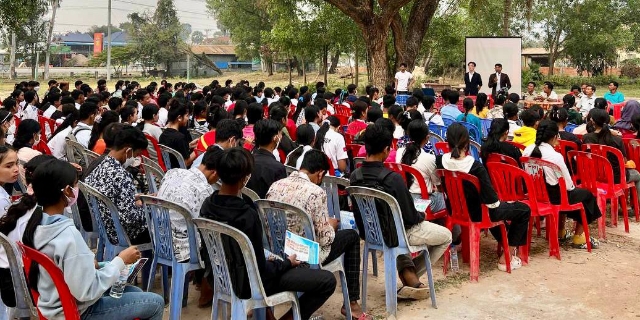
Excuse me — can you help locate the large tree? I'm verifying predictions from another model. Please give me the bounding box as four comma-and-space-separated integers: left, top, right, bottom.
323, 0, 439, 87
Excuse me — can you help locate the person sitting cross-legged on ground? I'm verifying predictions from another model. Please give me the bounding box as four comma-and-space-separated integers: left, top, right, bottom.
200, 148, 337, 320
351, 123, 452, 300
437, 123, 531, 271
267, 149, 368, 319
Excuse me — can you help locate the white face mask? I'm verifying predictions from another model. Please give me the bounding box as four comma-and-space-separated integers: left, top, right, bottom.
95, 115, 102, 123
123, 148, 136, 168
121, 85, 126, 91
34, 86, 40, 92
7, 123, 15, 136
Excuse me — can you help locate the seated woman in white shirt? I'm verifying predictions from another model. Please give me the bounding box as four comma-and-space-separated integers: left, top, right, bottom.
47, 106, 79, 160
396, 119, 446, 213
286, 124, 315, 168
140, 104, 163, 141
522, 120, 602, 249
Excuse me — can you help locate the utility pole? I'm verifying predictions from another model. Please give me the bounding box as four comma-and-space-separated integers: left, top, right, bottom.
9, 33, 16, 80
186, 52, 190, 82
106, 0, 112, 81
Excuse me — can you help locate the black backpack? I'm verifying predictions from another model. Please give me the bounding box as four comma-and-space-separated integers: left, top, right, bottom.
351, 168, 399, 248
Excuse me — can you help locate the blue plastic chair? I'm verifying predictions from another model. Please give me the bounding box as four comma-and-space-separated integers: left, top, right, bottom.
428, 124, 447, 140
140, 195, 202, 320
565, 123, 578, 133
142, 162, 165, 195
396, 94, 410, 106
346, 186, 437, 317
65, 202, 102, 259
459, 121, 482, 143
470, 140, 482, 162
78, 181, 153, 261
193, 218, 302, 320
0, 233, 38, 320
481, 118, 493, 137
159, 144, 187, 170
255, 199, 352, 319
428, 133, 445, 149
442, 117, 456, 127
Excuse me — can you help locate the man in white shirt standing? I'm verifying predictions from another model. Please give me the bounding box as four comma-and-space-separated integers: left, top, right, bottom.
395, 63, 414, 95
576, 84, 597, 117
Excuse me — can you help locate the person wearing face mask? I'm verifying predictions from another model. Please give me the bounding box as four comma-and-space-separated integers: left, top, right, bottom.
13, 119, 44, 187
266, 149, 368, 319
245, 119, 287, 199
85, 126, 151, 246
1, 158, 165, 320
0, 110, 15, 147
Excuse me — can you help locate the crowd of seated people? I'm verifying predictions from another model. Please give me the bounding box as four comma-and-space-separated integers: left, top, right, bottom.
0, 77, 636, 320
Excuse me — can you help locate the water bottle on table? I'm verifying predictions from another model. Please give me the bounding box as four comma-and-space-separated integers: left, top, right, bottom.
109, 265, 130, 298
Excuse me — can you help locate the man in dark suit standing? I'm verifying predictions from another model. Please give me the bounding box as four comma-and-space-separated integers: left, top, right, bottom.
488, 63, 512, 99
464, 61, 482, 96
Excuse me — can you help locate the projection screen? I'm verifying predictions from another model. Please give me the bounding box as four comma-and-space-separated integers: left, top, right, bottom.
465, 37, 522, 96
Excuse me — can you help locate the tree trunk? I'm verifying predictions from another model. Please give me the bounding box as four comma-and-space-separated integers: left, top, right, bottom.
362, 24, 390, 88
548, 53, 555, 75
322, 45, 328, 84
328, 50, 340, 74
302, 57, 306, 84
354, 45, 359, 87
502, 0, 512, 36
44, 0, 58, 80
9, 32, 16, 80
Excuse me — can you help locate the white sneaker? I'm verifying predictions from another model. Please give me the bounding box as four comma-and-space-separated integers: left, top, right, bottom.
497, 256, 522, 272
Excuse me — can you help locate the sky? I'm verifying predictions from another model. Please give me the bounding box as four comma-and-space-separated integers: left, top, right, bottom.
51, 0, 219, 35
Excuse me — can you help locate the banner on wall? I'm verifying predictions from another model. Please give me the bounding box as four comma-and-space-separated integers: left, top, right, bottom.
465, 37, 522, 97
93, 33, 104, 57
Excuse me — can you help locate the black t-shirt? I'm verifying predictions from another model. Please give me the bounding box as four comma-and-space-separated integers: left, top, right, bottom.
480, 141, 522, 165
582, 132, 628, 183
159, 128, 190, 169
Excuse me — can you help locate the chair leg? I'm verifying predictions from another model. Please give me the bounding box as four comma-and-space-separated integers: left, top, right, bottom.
460, 226, 470, 264
146, 259, 158, 291
500, 225, 511, 274
521, 218, 534, 266
469, 227, 481, 282
422, 251, 437, 309
621, 193, 630, 233
383, 251, 398, 317
597, 197, 607, 240
289, 298, 302, 320
442, 247, 449, 276
361, 243, 369, 313
535, 216, 542, 237
140, 250, 153, 291
162, 266, 170, 304
370, 249, 378, 277
632, 186, 640, 222
611, 197, 619, 227
580, 208, 592, 253
338, 270, 352, 319
211, 297, 220, 320
547, 213, 561, 260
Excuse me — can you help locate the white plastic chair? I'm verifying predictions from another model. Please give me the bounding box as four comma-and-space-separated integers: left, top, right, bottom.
193, 218, 302, 320
158, 144, 187, 169
0, 233, 38, 319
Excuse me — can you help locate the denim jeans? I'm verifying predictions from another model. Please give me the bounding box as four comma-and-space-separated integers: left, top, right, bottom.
80, 286, 164, 320
0, 297, 7, 320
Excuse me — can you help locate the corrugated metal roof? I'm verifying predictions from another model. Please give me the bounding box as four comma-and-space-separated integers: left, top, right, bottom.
59, 32, 95, 44
522, 48, 549, 55
191, 45, 236, 55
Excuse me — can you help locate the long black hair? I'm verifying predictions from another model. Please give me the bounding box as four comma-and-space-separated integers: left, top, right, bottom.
549, 105, 569, 124
562, 94, 575, 109
88, 111, 119, 151
50, 106, 79, 140
530, 120, 559, 158
475, 93, 488, 115
590, 108, 615, 147
20, 159, 78, 290
313, 116, 340, 151
286, 124, 316, 167
400, 120, 429, 188
446, 123, 470, 159
480, 118, 509, 162
461, 98, 474, 122
13, 119, 40, 150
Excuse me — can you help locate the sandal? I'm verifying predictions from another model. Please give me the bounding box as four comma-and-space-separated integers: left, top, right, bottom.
497, 255, 522, 272
572, 234, 599, 249
396, 282, 429, 300
341, 306, 373, 320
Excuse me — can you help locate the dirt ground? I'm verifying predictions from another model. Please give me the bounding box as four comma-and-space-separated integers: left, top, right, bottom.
156, 217, 640, 320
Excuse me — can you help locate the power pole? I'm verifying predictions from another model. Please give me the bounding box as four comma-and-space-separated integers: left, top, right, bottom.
9, 33, 16, 80
186, 52, 190, 82
106, 0, 112, 81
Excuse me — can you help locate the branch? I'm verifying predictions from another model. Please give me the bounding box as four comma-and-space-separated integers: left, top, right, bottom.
324, 0, 367, 24
379, 0, 413, 22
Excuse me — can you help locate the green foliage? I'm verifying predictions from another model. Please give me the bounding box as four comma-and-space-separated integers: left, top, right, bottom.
207, 0, 269, 60
88, 46, 134, 72
191, 31, 205, 44
621, 59, 640, 78
541, 74, 638, 88
522, 63, 543, 84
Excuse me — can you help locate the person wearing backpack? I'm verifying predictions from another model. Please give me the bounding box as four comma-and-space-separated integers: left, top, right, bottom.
350, 124, 451, 300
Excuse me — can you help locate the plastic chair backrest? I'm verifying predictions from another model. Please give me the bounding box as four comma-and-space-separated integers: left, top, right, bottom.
434, 142, 450, 155
469, 140, 482, 162
427, 132, 444, 144
139, 195, 201, 265
158, 144, 186, 169
142, 155, 165, 175
459, 121, 482, 142
568, 150, 615, 196
321, 175, 350, 219
399, 163, 430, 199
422, 88, 436, 97
38, 116, 56, 143
556, 139, 579, 164
144, 134, 167, 171
428, 124, 446, 140
520, 156, 570, 205
242, 187, 260, 202
506, 140, 526, 150
486, 162, 536, 213
583, 143, 627, 185
142, 162, 165, 194
82, 149, 100, 164
564, 123, 578, 133
395, 94, 410, 106
255, 200, 316, 258
353, 157, 364, 168
481, 118, 492, 137
78, 181, 134, 256
344, 186, 409, 249
624, 138, 640, 167
0, 234, 37, 319
486, 153, 519, 167
193, 218, 270, 303
436, 169, 491, 224
18, 242, 81, 320
442, 117, 455, 127
612, 102, 625, 120
284, 165, 296, 176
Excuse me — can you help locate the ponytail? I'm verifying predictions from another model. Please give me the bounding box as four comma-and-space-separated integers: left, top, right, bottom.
0, 194, 37, 236
480, 118, 509, 162
313, 122, 331, 151
401, 120, 429, 188
51, 108, 79, 139
531, 120, 559, 159
22, 206, 43, 290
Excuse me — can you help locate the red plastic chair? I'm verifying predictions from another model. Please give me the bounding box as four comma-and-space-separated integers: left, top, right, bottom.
343, 133, 355, 145
38, 116, 56, 143
144, 133, 167, 172
434, 142, 450, 155
568, 150, 619, 241
18, 242, 81, 320
398, 163, 448, 222
506, 140, 526, 150
436, 169, 511, 281
622, 138, 640, 167
582, 144, 639, 228
612, 102, 625, 120
334, 105, 351, 126
346, 144, 363, 158
486, 153, 519, 167
487, 161, 560, 262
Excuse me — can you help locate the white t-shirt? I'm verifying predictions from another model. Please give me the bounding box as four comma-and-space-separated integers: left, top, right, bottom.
142, 123, 163, 141
395, 71, 413, 92
393, 125, 404, 139
395, 147, 439, 194
0, 206, 36, 269
22, 104, 39, 121
425, 112, 445, 126
157, 108, 168, 127
540, 91, 559, 101
48, 126, 73, 159
43, 105, 57, 118
323, 129, 348, 169
73, 122, 93, 148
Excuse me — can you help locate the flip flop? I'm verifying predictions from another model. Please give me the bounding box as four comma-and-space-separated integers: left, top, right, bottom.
397, 283, 429, 300
341, 306, 373, 320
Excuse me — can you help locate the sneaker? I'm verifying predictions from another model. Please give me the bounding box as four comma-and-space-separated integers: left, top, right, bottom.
497, 255, 522, 272
558, 229, 572, 243
571, 234, 599, 249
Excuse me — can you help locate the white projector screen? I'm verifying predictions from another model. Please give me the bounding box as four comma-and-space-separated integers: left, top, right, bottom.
465, 37, 522, 97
